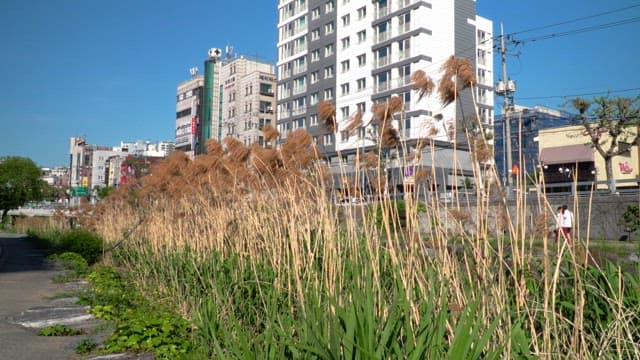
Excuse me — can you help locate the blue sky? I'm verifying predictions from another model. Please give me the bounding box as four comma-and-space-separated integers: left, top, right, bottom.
1, 0, 638, 167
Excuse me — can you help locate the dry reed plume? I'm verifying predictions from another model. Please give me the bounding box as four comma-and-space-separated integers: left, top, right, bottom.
439, 56, 476, 106
410, 69, 435, 101
318, 100, 336, 132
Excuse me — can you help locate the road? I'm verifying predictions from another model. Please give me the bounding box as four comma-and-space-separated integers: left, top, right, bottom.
0, 232, 79, 360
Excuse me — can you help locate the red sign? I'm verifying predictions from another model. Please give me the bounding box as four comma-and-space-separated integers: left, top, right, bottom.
191, 117, 197, 135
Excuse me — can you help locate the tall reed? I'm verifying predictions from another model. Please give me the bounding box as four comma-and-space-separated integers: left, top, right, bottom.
84, 105, 640, 359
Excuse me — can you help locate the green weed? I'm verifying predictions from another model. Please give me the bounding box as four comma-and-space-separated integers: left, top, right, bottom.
38, 324, 83, 336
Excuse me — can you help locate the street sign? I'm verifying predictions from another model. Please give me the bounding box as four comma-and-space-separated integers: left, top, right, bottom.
71, 187, 88, 197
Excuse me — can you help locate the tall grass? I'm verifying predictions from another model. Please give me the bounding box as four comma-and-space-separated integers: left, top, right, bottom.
83, 103, 640, 359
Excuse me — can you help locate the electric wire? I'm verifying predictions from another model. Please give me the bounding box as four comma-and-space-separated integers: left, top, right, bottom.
506, 4, 640, 36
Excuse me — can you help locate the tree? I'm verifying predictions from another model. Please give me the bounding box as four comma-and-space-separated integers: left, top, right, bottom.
572, 96, 640, 193
0, 156, 45, 222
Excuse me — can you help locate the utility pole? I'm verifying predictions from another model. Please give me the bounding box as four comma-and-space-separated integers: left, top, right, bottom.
495, 23, 516, 193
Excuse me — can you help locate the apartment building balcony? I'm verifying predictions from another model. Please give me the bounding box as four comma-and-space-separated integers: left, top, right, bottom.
374, 0, 415, 20
292, 64, 307, 76
398, 48, 411, 61
396, 75, 411, 88
279, 89, 292, 100
374, 56, 391, 69
291, 107, 305, 116
372, 77, 413, 96
292, 85, 307, 96
374, 6, 390, 20
374, 31, 390, 43
373, 24, 413, 46
376, 81, 391, 93
280, 4, 308, 24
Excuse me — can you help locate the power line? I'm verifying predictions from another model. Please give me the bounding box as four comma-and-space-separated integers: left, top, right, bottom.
518, 87, 640, 100
514, 16, 640, 44
507, 4, 640, 36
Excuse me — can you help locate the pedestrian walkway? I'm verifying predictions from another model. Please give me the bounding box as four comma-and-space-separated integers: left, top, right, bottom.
0, 233, 81, 359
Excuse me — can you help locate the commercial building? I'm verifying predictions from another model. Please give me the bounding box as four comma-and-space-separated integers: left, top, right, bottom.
177, 51, 277, 154
493, 105, 578, 185
537, 124, 639, 192
221, 56, 277, 146
175, 73, 204, 157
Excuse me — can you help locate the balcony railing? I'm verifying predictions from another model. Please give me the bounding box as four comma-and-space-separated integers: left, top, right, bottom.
375, 56, 390, 69
292, 64, 307, 76
292, 85, 307, 95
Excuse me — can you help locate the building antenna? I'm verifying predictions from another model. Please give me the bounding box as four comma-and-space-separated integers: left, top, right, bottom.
225, 44, 234, 60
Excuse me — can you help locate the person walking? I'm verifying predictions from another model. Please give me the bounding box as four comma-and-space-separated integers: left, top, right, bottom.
560, 205, 574, 245
554, 206, 563, 242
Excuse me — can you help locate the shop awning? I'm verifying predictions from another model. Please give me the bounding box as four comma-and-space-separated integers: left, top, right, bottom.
540, 144, 593, 165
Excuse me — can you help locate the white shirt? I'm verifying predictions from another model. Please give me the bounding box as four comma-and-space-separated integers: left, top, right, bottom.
561, 210, 574, 228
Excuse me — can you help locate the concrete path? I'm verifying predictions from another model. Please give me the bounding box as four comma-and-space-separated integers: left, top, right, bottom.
0, 232, 81, 359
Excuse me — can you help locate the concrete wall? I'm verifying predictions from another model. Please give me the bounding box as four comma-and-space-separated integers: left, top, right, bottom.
417, 193, 639, 241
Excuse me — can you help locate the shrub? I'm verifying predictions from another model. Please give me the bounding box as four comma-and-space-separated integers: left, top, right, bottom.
50, 252, 89, 276
75, 338, 97, 355
58, 230, 104, 265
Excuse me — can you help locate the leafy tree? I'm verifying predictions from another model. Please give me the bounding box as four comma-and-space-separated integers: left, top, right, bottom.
0, 156, 45, 222
572, 96, 640, 192
623, 204, 639, 235
97, 186, 115, 200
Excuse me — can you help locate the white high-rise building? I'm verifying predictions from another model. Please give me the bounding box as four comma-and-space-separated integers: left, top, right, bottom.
276, 0, 494, 153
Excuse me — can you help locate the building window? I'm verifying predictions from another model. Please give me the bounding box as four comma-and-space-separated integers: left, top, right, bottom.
342, 14, 350, 27
324, 65, 334, 78
310, 114, 318, 126
325, 43, 334, 56
357, 78, 366, 91
340, 106, 349, 120
310, 92, 318, 105
311, 7, 320, 20
324, 88, 334, 100
311, 28, 320, 41
311, 49, 320, 62
356, 102, 366, 113
325, 0, 334, 13
357, 53, 366, 67
323, 134, 334, 145
325, 22, 334, 34
310, 71, 319, 83
357, 6, 366, 19
341, 36, 350, 49
340, 60, 350, 73
341, 83, 350, 95
357, 30, 366, 43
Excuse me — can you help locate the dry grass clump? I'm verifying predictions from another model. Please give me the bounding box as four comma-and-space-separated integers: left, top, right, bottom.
371, 96, 403, 147
411, 70, 435, 101
280, 129, 316, 170
439, 56, 476, 106
262, 124, 280, 142
470, 134, 493, 163
318, 101, 336, 132
344, 111, 363, 137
